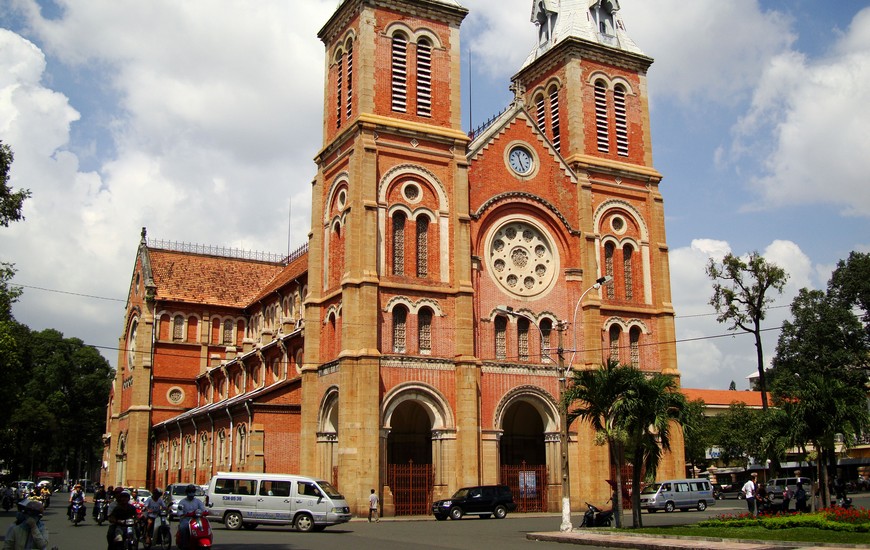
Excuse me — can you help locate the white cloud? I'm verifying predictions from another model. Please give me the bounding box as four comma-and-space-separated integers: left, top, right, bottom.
732, 7, 870, 216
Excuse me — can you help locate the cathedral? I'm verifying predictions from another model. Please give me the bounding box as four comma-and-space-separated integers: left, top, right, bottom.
103, 0, 685, 517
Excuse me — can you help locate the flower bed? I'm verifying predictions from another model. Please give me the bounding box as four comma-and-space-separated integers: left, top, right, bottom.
698, 507, 870, 533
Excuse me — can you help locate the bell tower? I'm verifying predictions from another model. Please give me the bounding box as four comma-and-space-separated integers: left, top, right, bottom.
302, 0, 474, 514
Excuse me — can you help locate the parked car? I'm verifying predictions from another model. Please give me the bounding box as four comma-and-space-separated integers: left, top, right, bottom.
432, 485, 517, 520
765, 477, 812, 500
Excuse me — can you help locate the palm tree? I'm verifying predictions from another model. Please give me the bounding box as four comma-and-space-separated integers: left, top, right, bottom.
624, 373, 686, 528
564, 360, 642, 529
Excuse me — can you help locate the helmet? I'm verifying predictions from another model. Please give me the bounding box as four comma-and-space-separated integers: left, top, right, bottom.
185, 484, 197, 496
74, 484, 82, 490
152, 488, 163, 499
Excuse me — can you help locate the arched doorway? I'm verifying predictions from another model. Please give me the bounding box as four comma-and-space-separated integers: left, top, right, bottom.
317, 389, 339, 487
386, 400, 432, 515
499, 396, 553, 512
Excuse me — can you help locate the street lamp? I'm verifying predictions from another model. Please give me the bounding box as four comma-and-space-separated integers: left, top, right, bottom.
497, 274, 613, 532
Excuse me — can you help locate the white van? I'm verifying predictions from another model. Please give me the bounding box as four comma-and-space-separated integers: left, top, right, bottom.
205, 472, 351, 532
639, 478, 717, 513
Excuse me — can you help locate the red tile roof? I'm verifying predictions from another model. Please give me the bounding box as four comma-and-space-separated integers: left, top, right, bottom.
248, 252, 308, 305
147, 248, 285, 308
682, 388, 767, 408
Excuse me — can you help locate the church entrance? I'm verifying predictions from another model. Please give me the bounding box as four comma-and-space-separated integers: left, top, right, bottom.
386, 399, 433, 515
499, 400, 548, 512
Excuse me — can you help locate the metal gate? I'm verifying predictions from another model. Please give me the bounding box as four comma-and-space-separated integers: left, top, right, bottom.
386, 461, 433, 516
500, 462, 548, 512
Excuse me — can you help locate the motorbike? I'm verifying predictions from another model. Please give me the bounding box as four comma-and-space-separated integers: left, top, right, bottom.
836, 496, 853, 509
116, 517, 139, 550
176, 510, 213, 549
94, 498, 109, 525
69, 499, 86, 526
579, 501, 613, 528
148, 510, 172, 550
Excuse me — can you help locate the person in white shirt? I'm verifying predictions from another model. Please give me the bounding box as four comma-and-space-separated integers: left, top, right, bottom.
142, 488, 169, 547
176, 485, 206, 549
741, 473, 758, 517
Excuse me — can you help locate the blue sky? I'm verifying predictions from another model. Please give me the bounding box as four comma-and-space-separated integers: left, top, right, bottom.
1, 0, 868, 390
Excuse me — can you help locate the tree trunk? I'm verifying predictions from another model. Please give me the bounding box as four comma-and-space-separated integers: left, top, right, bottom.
753, 328, 768, 410
631, 442, 643, 528
612, 441, 624, 529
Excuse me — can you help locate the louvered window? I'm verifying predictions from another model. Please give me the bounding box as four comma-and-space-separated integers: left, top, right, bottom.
623, 246, 634, 300
393, 307, 407, 353
416, 40, 432, 117
223, 320, 234, 345
419, 308, 432, 354
416, 217, 428, 278
614, 85, 628, 156
604, 242, 615, 299
392, 212, 405, 275
345, 44, 353, 119
609, 325, 620, 362
595, 81, 609, 153
630, 327, 641, 367
536, 95, 546, 132
549, 87, 561, 152
518, 318, 529, 362
391, 34, 408, 112
336, 55, 343, 128
173, 315, 184, 341
540, 319, 552, 364
495, 316, 507, 360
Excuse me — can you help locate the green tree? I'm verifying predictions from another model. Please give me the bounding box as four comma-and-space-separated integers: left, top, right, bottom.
0, 141, 31, 227
564, 360, 637, 528
624, 373, 686, 528
706, 403, 757, 466
707, 252, 789, 410
829, 251, 870, 333
770, 287, 870, 507
681, 399, 711, 478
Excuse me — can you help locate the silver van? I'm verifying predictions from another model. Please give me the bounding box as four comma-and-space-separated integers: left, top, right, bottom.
639, 478, 717, 513
205, 472, 351, 532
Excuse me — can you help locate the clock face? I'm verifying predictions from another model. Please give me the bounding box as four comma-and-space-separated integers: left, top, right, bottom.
508, 147, 533, 175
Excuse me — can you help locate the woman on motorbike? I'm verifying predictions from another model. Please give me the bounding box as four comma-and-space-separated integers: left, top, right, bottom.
68, 484, 86, 521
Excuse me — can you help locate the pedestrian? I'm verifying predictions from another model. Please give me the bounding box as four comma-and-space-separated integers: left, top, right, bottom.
3, 499, 49, 550
741, 473, 758, 517
781, 485, 791, 513
368, 489, 379, 523
795, 481, 808, 513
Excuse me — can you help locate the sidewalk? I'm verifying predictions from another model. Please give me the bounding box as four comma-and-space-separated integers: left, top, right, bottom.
527, 530, 869, 550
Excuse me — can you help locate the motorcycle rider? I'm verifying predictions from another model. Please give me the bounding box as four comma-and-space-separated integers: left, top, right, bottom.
68, 483, 86, 521
106, 490, 136, 549
176, 484, 206, 549
4, 499, 49, 550
93, 484, 107, 520
142, 488, 169, 547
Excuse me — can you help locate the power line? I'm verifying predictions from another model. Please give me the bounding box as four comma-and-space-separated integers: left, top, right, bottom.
13, 284, 126, 302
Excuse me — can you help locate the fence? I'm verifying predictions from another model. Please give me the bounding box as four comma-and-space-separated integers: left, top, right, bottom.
386, 461, 433, 516
500, 462, 548, 512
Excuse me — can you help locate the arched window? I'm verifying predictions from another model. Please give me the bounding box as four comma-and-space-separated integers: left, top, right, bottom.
416, 217, 429, 278
416, 39, 432, 117
345, 43, 353, 120
223, 320, 234, 345
392, 306, 407, 353
184, 436, 193, 467
549, 85, 561, 152
614, 85, 628, 156
173, 315, 184, 341
630, 326, 641, 367
540, 318, 553, 364
391, 33, 408, 112
392, 212, 406, 276
517, 317, 529, 362
604, 242, 615, 299
200, 433, 209, 466
535, 94, 546, 132
623, 245, 634, 300
418, 307, 433, 355
237, 425, 247, 465
336, 52, 343, 128
595, 80, 609, 153
217, 430, 226, 466
609, 325, 621, 362
494, 316, 507, 360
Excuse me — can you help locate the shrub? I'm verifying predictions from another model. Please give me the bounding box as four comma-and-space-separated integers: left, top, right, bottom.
698, 507, 869, 533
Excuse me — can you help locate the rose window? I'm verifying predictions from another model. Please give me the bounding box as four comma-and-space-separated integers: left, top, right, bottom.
488, 220, 557, 297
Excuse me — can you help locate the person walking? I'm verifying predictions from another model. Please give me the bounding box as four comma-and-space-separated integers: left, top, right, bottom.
368, 489, 379, 523
741, 473, 758, 517
795, 481, 808, 513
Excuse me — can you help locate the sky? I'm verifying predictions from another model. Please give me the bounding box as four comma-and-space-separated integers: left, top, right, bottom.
1, 0, 869, 391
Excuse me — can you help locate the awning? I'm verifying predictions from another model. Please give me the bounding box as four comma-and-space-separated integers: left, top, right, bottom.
839, 457, 870, 466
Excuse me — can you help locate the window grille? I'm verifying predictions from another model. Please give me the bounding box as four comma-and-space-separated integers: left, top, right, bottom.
223, 320, 234, 345
518, 318, 529, 362
416, 218, 428, 278
609, 325, 620, 361
623, 246, 633, 300
416, 40, 432, 117
604, 242, 615, 299
614, 86, 628, 156
346, 44, 353, 119
630, 327, 640, 367
549, 88, 561, 152
536, 96, 546, 132
595, 81, 609, 153
419, 309, 432, 354
393, 307, 407, 353
336, 55, 343, 128
173, 315, 184, 340
540, 319, 552, 364
392, 213, 405, 275
391, 34, 408, 112
495, 316, 507, 360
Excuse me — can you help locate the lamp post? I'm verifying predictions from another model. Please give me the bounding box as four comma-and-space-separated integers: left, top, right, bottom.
497, 275, 613, 532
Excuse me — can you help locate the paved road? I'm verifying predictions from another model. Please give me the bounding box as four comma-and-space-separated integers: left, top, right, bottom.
4, 491, 866, 550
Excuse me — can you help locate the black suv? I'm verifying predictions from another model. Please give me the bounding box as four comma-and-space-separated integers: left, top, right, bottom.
432, 485, 517, 520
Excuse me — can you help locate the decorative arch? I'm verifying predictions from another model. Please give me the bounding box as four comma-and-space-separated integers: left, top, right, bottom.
324, 173, 350, 223
383, 296, 444, 316
382, 382, 454, 430
593, 200, 649, 242
378, 164, 449, 213
318, 387, 340, 433
493, 385, 559, 432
